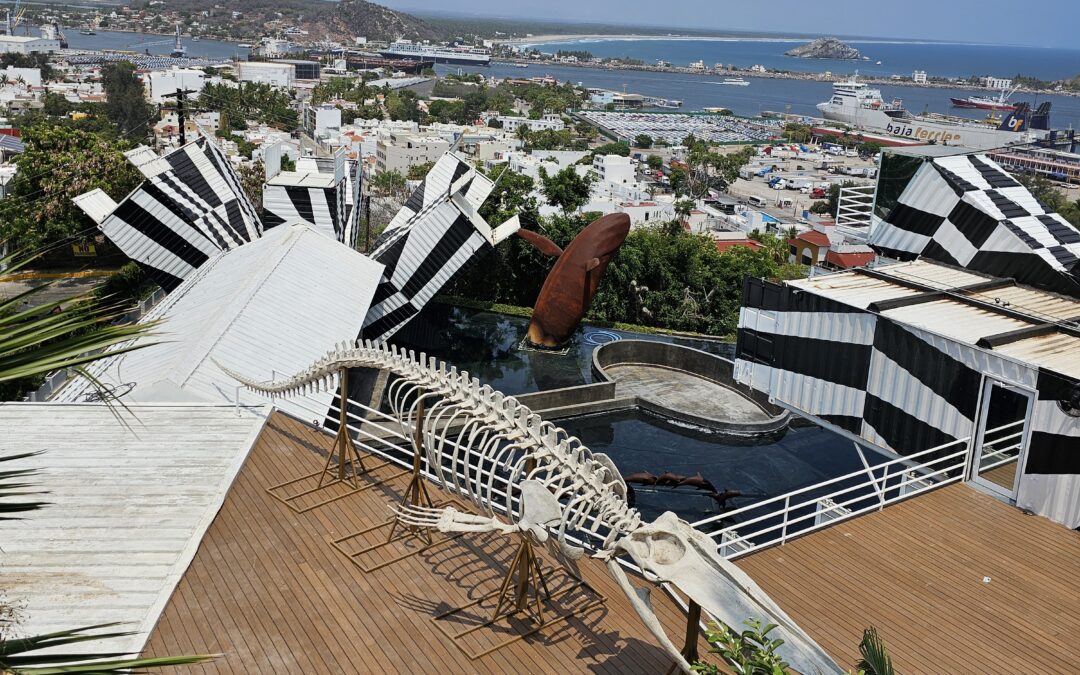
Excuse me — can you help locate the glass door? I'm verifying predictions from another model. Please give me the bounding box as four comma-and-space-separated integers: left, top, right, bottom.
970, 379, 1033, 499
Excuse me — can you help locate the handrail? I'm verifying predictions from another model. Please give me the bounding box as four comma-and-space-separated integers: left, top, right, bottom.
692, 431, 975, 528
708, 448, 967, 544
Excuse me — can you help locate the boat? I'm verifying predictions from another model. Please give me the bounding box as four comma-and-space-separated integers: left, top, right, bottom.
654, 99, 683, 109
79, 28, 96, 36
950, 86, 1019, 112
816, 76, 1050, 149
238, 43, 253, 49
192, 36, 200, 42
379, 40, 490, 66
720, 77, 750, 86
170, 23, 186, 58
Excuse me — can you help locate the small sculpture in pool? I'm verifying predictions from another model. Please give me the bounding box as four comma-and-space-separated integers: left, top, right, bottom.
516, 212, 631, 349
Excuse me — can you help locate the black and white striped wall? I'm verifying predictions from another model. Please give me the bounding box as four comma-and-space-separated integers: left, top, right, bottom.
871, 153, 1080, 297
362, 153, 519, 342
74, 137, 262, 292
735, 276, 1080, 529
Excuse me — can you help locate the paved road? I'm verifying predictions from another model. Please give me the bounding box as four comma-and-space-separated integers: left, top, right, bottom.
0, 274, 108, 309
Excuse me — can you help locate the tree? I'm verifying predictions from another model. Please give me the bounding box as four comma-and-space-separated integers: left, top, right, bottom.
809, 181, 858, 218
0, 125, 142, 251
783, 123, 812, 143
407, 161, 435, 181
238, 159, 265, 217
1018, 174, 1080, 228
100, 62, 154, 141
370, 170, 408, 199
634, 134, 653, 149
593, 141, 631, 157
539, 166, 596, 215
647, 154, 663, 170
674, 198, 695, 223
857, 141, 883, 157
677, 139, 754, 198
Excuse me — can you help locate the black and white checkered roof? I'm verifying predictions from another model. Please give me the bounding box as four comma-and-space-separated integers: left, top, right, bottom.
871, 154, 1080, 297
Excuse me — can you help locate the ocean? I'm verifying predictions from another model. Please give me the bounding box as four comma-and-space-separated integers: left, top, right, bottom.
436, 62, 1080, 131
526, 37, 1080, 82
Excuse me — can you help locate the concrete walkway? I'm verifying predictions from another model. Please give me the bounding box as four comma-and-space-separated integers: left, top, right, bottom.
603, 363, 771, 423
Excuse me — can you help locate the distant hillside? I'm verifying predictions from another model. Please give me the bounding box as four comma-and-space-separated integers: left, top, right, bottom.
148, 0, 441, 43
325, 0, 441, 42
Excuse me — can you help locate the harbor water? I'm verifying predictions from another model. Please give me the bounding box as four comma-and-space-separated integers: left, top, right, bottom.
438, 62, 1080, 130
526, 36, 1080, 82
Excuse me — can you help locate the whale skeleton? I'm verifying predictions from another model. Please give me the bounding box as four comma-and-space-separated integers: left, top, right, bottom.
220, 340, 842, 675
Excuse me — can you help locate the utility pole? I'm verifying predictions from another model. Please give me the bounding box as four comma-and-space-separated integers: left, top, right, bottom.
162, 87, 198, 146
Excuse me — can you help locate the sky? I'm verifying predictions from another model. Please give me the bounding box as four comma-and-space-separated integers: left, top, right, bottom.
380, 0, 1076, 50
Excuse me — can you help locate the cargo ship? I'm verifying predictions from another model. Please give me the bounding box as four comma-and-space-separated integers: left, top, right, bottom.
817, 77, 1049, 149
379, 41, 490, 66
950, 87, 1018, 112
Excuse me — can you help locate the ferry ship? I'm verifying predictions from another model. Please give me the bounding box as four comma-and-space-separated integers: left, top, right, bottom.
720, 77, 750, 86
379, 40, 490, 66
817, 77, 1049, 149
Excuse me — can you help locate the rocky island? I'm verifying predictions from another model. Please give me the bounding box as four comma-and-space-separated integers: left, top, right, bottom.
785, 37, 862, 60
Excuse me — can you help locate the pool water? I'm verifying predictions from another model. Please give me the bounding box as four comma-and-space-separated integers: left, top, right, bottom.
558, 408, 880, 525
392, 303, 885, 527
391, 303, 733, 396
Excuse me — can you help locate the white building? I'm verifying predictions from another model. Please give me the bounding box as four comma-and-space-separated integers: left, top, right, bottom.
375, 132, 450, 175
0, 35, 59, 54
983, 76, 1013, 90
236, 61, 294, 89
495, 115, 565, 133
912, 70, 927, 84
1, 66, 40, 87
304, 104, 342, 139
591, 154, 635, 185
144, 68, 206, 104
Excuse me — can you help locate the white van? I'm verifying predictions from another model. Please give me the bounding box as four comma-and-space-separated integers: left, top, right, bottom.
748, 195, 768, 208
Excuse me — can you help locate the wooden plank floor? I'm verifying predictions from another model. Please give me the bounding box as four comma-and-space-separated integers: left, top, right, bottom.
142, 412, 722, 674
737, 483, 1080, 674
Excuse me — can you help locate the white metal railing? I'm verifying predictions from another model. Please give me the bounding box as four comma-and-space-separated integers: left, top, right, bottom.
274, 388, 1022, 567
690, 425, 1016, 559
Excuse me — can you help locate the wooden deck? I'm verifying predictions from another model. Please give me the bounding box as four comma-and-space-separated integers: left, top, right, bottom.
737, 483, 1080, 674
141, 412, 720, 674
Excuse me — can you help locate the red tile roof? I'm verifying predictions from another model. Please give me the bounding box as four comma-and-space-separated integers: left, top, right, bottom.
825, 249, 876, 269
790, 230, 831, 247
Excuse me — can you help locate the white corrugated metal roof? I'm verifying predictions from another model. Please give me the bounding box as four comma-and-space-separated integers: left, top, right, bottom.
789, 274, 920, 309
55, 223, 384, 420
874, 260, 989, 290
964, 285, 1080, 324
995, 333, 1080, 380
0, 403, 265, 655
266, 170, 337, 188
882, 299, 1030, 345
71, 188, 118, 225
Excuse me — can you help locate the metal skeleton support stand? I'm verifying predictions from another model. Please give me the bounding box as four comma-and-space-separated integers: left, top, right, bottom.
319, 367, 366, 488
664, 600, 702, 675
386, 398, 435, 545
488, 456, 551, 624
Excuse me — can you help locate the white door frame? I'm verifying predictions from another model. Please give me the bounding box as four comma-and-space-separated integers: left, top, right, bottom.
968, 377, 1036, 500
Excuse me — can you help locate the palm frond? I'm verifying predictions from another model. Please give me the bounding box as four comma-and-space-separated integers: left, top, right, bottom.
856, 626, 894, 675
0, 623, 215, 673
0, 451, 47, 518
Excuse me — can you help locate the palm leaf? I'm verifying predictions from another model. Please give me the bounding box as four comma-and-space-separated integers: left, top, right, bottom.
0, 451, 47, 517
0, 255, 158, 391
0, 624, 215, 673
857, 626, 894, 675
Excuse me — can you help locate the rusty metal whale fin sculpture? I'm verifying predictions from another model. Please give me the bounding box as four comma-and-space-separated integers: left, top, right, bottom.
526, 212, 631, 349
516, 228, 564, 258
